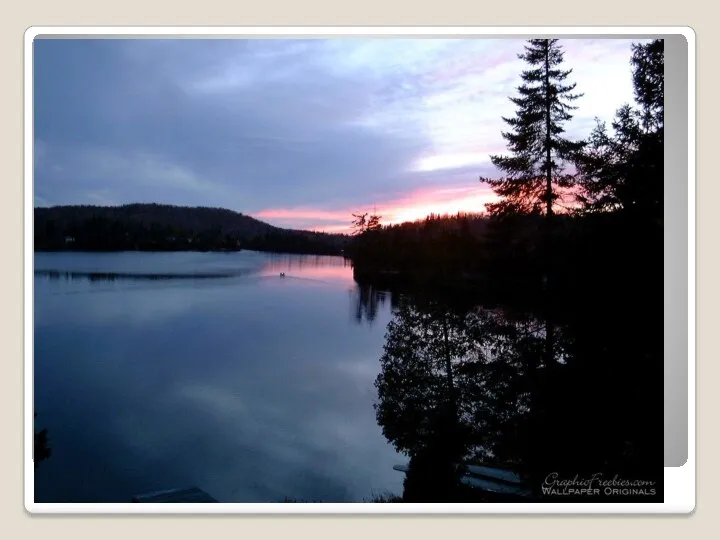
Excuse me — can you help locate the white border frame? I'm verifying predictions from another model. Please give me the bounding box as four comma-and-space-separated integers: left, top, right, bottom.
24, 26, 696, 514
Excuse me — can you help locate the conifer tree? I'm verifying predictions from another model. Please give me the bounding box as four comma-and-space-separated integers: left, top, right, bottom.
631, 39, 664, 134
351, 212, 368, 235
574, 39, 663, 220
480, 39, 584, 220
366, 213, 383, 232
480, 39, 583, 379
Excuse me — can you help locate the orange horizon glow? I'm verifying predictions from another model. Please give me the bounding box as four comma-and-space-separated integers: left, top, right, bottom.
254, 184, 499, 234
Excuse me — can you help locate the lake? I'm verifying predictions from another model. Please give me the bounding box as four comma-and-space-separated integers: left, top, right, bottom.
33, 250, 665, 504
33, 251, 405, 503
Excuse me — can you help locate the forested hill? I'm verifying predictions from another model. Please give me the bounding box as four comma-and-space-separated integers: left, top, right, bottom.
34, 203, 350, 255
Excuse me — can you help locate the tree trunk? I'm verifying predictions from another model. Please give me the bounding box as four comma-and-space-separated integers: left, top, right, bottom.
542, 39, 554, 298
544, 40, 553, 222
542, 40, 555, 363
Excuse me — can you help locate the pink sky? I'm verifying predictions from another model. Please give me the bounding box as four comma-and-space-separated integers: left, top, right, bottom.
256, 183, 498, 234
36, 38, 642, 221
245, 39, 644, 234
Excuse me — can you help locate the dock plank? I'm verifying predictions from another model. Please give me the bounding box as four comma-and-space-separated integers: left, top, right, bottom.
131, 486, 218, 503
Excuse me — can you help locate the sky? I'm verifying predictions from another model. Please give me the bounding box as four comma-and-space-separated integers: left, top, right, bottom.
33, 37, 643, 233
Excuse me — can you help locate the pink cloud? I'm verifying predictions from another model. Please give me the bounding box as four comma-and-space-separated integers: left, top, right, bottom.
303, 223, 356, 234
254, 183, 499, 233
376, 184, 496, 225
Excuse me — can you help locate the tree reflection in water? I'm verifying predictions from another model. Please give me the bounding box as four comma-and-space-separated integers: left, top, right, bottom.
350, 284, 393, 326
370, 291, 663, 502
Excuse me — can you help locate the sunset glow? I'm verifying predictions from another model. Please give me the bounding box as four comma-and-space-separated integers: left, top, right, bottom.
256, 184, 498, 234
34, 38, 643, 233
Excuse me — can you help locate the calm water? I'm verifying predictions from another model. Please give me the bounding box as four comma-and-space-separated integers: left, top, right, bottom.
34, 251, 404, 503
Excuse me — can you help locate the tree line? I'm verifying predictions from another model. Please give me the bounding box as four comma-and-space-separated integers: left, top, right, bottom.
349, 38, 664, 501
348, 39, 664, 307
34, 203, 350, 255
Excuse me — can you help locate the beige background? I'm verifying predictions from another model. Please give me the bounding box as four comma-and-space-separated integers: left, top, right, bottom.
3, 1, 712, 538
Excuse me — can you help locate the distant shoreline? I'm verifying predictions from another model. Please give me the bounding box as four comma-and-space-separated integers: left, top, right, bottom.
33, 247, 243, 254
34, 203, 349, 256
33, 247, 352, 258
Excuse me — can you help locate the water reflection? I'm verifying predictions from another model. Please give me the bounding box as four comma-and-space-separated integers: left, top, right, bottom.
34, 252, 404, 503
350, 284, 393, 326
373, 292, 663, 502
33, 251, 661, 503
34, 251, 355, 284
260, 254, 353, 283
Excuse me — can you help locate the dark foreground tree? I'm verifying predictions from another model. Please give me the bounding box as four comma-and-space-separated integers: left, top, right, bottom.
631, 39, 664, 133
575, 39, 663, 222
480, 39, 584, 219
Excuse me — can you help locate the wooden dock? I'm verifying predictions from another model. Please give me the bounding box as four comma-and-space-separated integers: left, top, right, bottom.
131, 486, 218, 503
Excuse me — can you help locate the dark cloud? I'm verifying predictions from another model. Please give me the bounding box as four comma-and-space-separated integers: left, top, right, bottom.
33, 37, 641, 227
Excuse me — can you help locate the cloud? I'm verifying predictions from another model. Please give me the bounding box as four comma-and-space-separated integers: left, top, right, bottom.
259, 171, 498, 233
34, 37, 643, 222
34, 142, 227, 206
256, 208, 350, 223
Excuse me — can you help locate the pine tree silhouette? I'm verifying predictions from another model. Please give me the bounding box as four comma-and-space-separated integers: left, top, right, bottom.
480, 39, 585, 219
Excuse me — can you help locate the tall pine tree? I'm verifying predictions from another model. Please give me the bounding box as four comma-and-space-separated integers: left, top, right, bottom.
480, 39, 584, 219
479, 39, 584, 392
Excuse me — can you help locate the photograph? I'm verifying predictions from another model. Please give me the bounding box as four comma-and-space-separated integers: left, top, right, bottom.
31, 33, 665, 505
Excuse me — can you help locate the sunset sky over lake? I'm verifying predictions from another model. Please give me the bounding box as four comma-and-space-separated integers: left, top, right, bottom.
34, 37, 644, 233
